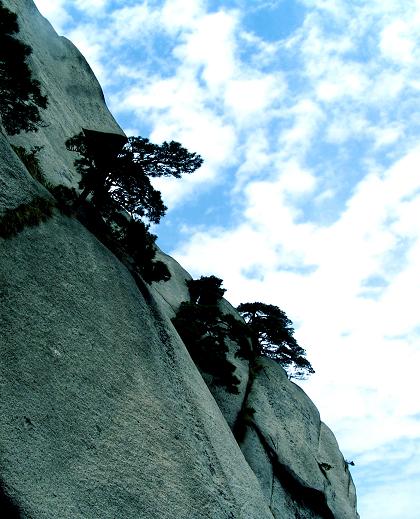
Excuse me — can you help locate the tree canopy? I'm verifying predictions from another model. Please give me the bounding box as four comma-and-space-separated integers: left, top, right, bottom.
0, 2, 47, 134
187, 275, 226, 306
65, 130, 203, 223
64, 129, 201, 284
173, 302, 240, 393
115, 218, 171, 284
172, 276, 240, 393
237, 302, 314, 379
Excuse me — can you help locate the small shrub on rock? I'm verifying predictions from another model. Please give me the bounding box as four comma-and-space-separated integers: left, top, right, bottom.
173, 276, 241, 393
113, 217, 171, 284
64, 128, 200, 284
50, 184, 79, 215
65, 130, 202, 223
11, 144, 53, 191
187, 275, 226, 306
237, 302, 314, 379
173, 302, 240, 393
0, 196, 54, 238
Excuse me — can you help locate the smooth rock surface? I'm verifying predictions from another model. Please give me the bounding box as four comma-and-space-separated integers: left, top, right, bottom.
0, 3, 273, 516
241, 358, 359, 519
0, 212, 273, 519
151, 248, 192, 319
0, 125, 273, 518
0, 134, 48, 212
151, 255, 358, 518
318, 423, 358, 518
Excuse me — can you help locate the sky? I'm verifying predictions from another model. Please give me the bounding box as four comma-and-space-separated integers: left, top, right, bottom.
33, 1, 420, 517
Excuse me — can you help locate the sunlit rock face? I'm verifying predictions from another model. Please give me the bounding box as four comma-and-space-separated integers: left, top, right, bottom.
0, 1, 358, 518
241, 358, 359, 519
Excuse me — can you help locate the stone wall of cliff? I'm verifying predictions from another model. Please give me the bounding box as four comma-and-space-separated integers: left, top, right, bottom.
0, 1, 358, 517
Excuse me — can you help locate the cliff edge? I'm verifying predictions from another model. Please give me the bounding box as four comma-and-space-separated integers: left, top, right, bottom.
0, 1, 358, 518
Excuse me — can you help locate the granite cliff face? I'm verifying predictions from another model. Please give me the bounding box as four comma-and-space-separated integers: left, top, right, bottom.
0, 1, 358, 518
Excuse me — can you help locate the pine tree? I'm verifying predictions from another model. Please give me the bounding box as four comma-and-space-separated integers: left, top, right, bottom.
172, 276, 240, 393
237, 302, 314, 379
65, 130, 202, 223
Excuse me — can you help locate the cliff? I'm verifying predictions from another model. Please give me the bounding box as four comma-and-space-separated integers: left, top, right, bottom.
0, 1, 358, 517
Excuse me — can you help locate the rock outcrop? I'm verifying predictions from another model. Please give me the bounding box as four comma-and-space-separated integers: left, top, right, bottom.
0, 1, 358, 518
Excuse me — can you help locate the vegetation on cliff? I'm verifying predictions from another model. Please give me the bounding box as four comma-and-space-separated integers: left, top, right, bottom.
172, 276, 241, 393
63, 129, 202, 284
0, 196, 54, 238
0, 1, 47, 135
0, 2, 312, 379
65, 130, 202, 223
237, 302, 315, 379
173, 275, 314, 387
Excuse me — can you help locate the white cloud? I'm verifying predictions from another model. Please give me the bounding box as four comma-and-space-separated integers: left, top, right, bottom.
299, 0, 349, 19
372, 124, 404, 148
279, 98, 324, 155
224, 75, 285, 122
109, 4, 160, 42
380, 20, 416, 63
105, 2, 289, 206
236, 130, 271, 177
160, 0, 205, 32
74, 0, 110, 15
361, 476, 420, 519
315, 62, 370, 102
33, 0, 71, 32
173, 10, 239, 91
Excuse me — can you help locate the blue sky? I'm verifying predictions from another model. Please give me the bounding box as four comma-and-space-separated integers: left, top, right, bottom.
34, 1, 420, 517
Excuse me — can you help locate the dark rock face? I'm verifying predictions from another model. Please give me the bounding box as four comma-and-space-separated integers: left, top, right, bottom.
0, 480, 21, 518
0, 1, 358, 518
